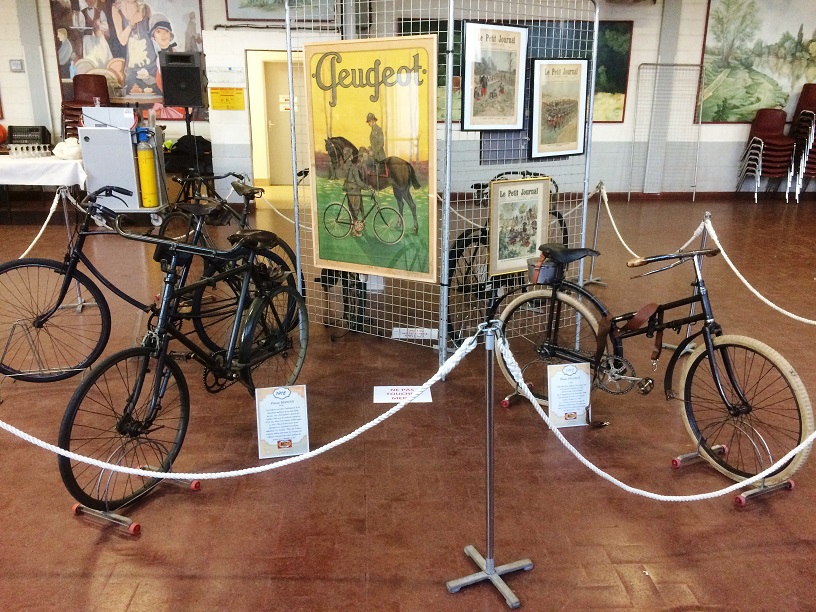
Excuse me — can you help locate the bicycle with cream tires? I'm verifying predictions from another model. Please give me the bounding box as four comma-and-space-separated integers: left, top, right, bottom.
493, 242, 814, 486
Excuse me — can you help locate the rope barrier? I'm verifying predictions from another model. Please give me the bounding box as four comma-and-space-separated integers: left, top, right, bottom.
594, 182, 705, 259
259, 195, 313, 232
0, 334, 478, 481
18, 190, 78, 259
703, 219, 816, 326
1, 323, 812, 504
496, 334, 816, 501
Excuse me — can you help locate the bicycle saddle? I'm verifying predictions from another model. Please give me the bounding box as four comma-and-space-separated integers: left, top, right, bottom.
538, 242, 599, 264
231, 181, 266, 199
178, 199, 223, 217
228, 229, 279, 250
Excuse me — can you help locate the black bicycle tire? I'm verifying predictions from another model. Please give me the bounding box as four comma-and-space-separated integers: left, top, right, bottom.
0, 258, 111, 382
239, 284, 309, 395
57, 346, 190, 511
190, 249, 292, 353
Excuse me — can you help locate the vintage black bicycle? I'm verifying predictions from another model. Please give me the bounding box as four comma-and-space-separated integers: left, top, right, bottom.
57, 209, 308, 511
492, 243, 814, 485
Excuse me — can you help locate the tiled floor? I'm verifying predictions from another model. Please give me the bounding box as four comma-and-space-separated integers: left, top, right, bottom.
1, 191, 815, 610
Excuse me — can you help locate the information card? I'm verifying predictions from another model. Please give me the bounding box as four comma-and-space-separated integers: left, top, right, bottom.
547, 363, 591, 428
255, 385, 309, 459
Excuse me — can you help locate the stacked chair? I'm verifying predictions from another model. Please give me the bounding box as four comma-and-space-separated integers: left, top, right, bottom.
789, 84, 816, 200
736, 108, 797, 202
61, 74, 110, 139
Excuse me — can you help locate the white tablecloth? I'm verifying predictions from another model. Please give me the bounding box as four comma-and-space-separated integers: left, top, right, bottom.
0, 157, 86, 187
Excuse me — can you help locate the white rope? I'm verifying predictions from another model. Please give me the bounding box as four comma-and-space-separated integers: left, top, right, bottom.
259, 195, 313, 232
0, 335, 478, 481
496, 334, 815, 501
704, 218, 816, 326
19, 190, 73, 258
450, 205, 482, 229
595, 183, 705, 259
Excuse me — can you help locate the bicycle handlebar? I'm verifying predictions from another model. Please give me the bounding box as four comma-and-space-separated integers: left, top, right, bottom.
172, 171, 246, 185
627, 248, 721, 268
110, 212, 246, 260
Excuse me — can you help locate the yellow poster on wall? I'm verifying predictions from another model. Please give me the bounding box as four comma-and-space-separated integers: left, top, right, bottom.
303, 35, 438, 283
209, 87, 246, 111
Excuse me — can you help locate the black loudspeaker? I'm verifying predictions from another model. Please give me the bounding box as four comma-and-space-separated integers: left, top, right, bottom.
160, 51, 208, 108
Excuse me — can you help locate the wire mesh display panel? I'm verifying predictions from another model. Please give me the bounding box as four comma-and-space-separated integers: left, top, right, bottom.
628, 63, 703, 199
285, 1, 598, 362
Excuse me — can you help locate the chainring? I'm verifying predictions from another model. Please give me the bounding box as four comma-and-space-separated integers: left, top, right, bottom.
202, 351, 234, 393
597, 354, 638, 395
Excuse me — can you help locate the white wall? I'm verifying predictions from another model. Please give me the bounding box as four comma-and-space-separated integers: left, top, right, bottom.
0, 0, 796, 194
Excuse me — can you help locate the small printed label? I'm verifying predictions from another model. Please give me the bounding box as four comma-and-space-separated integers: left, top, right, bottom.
373, 386, 432, 404
391, 327, 439, 340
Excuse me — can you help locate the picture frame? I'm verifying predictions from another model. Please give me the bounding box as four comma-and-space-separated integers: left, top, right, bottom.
303, 35, 438, 283
462, 22, 528, 131
530, 58, 588, 159
225, 0, 336, 22
49, 0, 204, 120
488, 175, 551, 276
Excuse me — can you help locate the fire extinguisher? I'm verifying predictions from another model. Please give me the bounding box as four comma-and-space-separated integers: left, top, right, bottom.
135, 127, 159, 208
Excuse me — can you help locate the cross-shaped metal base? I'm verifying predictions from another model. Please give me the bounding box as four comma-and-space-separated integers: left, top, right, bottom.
446, 545, 534, 609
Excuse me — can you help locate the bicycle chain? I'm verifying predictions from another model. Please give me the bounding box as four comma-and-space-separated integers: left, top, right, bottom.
597, 355, 638, 395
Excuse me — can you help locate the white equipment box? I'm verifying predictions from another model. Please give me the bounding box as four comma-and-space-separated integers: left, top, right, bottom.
78, 126, 140, 210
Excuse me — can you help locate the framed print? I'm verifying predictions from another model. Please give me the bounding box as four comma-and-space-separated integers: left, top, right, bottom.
303, 35, 438, 283
49, 0, 204, 120
462, 22, 528, 130
226, 0, 335, 22
530, 59, 588, 159
488, 176, 550, 276
593, 21, 633, 123
701, 0, 816, 122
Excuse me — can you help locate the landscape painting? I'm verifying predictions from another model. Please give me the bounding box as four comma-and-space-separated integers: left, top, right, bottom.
593, 21, 633, 123
701, 0, 816, 122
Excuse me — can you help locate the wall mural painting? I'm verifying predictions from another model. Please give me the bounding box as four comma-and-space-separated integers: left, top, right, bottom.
49, 0, 204, 120
701, 0, 816, 123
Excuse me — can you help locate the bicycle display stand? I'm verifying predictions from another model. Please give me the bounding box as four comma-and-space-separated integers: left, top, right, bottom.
70, 471, 201, 535
446, 325, 533, 608
671, 446, 795, 506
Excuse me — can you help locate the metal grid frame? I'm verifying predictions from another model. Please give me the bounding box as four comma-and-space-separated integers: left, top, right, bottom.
628, 63, 704, 200
284, 0, 599, 364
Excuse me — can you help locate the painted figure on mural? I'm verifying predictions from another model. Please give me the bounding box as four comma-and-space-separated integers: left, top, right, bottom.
112, 0, 158, 93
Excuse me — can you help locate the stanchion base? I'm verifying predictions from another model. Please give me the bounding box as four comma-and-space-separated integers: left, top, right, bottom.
446, 544, 533, 609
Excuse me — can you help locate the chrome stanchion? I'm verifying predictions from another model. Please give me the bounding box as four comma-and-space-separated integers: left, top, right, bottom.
446, 324, 533, 608
584, 183, 606, 287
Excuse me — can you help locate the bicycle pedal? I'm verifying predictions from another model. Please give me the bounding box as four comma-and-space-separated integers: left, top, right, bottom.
637, 377, 655, 395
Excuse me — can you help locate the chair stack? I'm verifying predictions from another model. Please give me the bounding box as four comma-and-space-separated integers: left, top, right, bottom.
736, 108, 797, 202
62, 74, 110, 140
789, 84, 816, 199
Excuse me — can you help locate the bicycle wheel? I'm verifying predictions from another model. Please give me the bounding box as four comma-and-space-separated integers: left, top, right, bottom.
372, 206, 405, 244
323, 202, 353, 238
190, 249, 293, 353
0, 258, 111, 382
679, 335, 814, 484
447, 228, 490, 345
239, 284, 308, 395
497, 288, 600, 402
58, 346, 190, 511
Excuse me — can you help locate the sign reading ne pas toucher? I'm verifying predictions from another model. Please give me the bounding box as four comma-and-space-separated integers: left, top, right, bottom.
303, 36, 438, 283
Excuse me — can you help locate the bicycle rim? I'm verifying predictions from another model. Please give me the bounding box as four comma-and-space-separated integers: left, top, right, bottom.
0, 258, 111, 382
57, 347, 190, 511
680, 335, 813, 484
